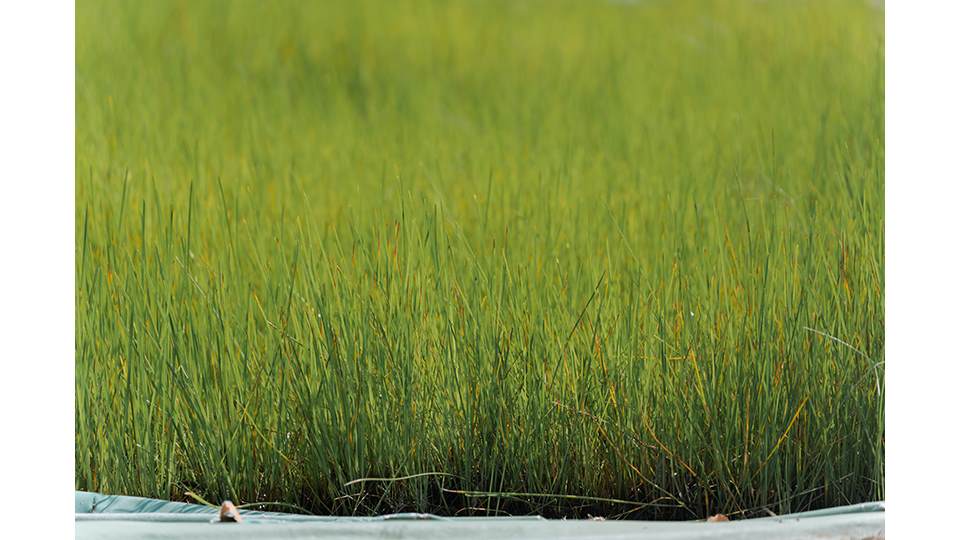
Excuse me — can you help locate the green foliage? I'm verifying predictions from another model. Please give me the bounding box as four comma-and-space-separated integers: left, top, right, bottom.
76, 0, 884, 518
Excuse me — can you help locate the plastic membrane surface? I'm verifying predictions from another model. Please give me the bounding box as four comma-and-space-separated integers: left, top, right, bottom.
76, 491, 884, 539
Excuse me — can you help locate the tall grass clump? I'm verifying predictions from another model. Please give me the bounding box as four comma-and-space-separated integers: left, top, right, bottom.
76, 0, 884, 519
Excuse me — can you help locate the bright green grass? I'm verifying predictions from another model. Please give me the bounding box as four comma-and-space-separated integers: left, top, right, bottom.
76, 0, 884, 519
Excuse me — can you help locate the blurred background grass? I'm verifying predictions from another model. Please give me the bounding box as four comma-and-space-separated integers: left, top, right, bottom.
76, 0, 883, 518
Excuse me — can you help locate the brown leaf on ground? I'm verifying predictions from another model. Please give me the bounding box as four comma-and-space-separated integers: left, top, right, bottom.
707, 514, 729, 522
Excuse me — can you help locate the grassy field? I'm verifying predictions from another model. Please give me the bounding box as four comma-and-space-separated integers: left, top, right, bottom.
76, 0, 884, 519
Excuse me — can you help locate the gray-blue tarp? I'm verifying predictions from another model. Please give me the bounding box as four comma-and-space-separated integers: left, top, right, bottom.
76, 491, 884, 540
